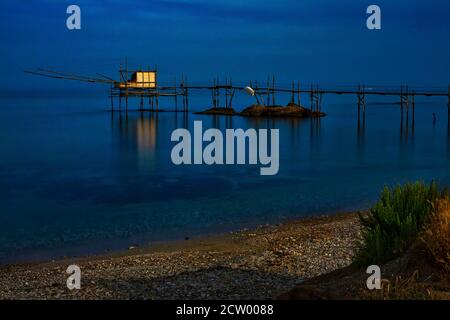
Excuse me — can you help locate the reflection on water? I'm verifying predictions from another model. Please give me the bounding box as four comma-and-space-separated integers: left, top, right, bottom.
1, 98, 450, 264
136, 113, 157, 172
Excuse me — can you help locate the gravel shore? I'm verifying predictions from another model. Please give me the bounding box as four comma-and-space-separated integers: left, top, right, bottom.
0, 212, 362, 299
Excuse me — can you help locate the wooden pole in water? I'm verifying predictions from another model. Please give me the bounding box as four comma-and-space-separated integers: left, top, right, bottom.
272, 75, 276, 106
291, 82, 295, 104
400, 84, 404, 110
182, 76, 185, 112
255, 80, 259, 105
230, 89, 236, 109
118, 63, 123, 112
119, 92, 122, 112
362, 85, 366, 117
447, 85, 450, 123
357, 84, 361, 118
213, 78, 216, 108
217, 77, 220, 108
412, 91, 415, 127
400, 85, 404, 127
110, 86, 114, 112
148, 93, 152, 110
405, 85, 409, 126
317, 84, 320, 112
125, 57, 129, 112
185, 77, 189, 112
229, 78, 234, 109
225, 77, 229, 109
174, 77, 178, 112
310, 84, 313, 111
318, 92, 322, 113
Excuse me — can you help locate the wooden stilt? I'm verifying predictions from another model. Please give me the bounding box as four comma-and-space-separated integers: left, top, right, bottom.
448, 85, 450, 124
110, 87, 114, 111
182, 76, 186, 112
272, 75, 275, 106
357, 84, 361, 118
174, 77, 178, 112
229, 78, 233, 109
185, 77, 189, 111
405, 85, 409, 126
225, 77, 229, 109
362, 85, 366, 116
125, 57, 129, 112
291, 82, 295, 104
212, 79, 216, 108
400, 85, 404, 114
217, 78, 220, 108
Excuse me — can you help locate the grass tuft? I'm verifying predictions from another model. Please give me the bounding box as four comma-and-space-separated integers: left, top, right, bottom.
356, 181, 445, 265
420, 199, 450, 275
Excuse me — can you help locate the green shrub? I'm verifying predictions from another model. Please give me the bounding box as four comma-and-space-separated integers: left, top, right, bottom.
356, 181, 446, 265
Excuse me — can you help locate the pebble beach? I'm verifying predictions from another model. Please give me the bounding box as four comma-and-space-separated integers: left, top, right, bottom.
0, 212, 362, 299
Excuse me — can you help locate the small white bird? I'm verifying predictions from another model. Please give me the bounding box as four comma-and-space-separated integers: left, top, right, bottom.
244, 86, 255, 96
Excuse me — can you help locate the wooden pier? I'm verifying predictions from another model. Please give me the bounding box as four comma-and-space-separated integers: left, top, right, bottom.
25, 65, 450, 125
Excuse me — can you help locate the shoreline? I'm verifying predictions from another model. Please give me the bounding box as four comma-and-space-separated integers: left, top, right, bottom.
0, 212, 362, 299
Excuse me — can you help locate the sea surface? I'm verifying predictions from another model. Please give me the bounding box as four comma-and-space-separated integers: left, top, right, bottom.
1, 91, 450, 264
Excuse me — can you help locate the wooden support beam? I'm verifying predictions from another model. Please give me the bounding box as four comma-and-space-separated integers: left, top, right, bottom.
448, 85, 450, 120
400, 85, 404, 110
225, 77, 229, 109
174, 78, 178, 112
272, 75, 275, 106
229, 88, 236, 108
213, 79, 217, 108
125, 58, 129, 112
185, 77, 189, 111
211, 82, 215, 109
357, 84, 361, 118
291, 82, 295, 104
319, 92, 323, 113
229, 78, 233, 109
317, 84, 321, 112
217, 78, 220, 108
110, 87, 114, 111
362, 85, 366, 116
405, 85, 409, 125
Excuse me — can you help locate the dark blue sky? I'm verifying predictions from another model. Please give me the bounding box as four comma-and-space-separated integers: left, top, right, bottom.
1, 0, 449, 94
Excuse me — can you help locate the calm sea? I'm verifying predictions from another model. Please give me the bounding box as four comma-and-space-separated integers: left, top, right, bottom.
1, 91, 449, 264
